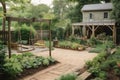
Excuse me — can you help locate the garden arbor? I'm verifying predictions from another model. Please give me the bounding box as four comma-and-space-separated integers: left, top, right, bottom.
6, 16, 52, 58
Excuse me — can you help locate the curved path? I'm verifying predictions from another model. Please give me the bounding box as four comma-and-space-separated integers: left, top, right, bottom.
20, 48, 97, 80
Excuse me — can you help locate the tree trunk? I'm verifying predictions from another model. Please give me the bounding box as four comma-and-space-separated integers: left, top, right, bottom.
1, 2, 6, 43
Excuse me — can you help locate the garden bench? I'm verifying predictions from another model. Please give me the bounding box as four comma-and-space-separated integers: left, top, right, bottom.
34, 40, 46, 48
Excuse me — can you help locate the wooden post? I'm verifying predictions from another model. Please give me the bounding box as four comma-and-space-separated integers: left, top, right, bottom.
49, 20, 52, 57
83, 25, 86, 37
91, 25, 95, 38
72, 25, 75, 36
113, 25, 116, 43
7, 17, 11, 58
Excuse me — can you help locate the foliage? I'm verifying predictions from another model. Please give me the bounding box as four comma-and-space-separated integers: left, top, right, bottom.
68, 35, 79, 43
56, 27, 65, 40
96, 33, 113, 41
86, 46, 120, 79
56, 73, 77, 80
4, 57, 23, 77
3, 52, 56, 77
14, 24, 36, 43
111, 0, 120, 24
58, 41, 85, 50
89, 44, 107, 53
0, 42, 6, 73
43, 58, 50, 66
87, 37, 102, 47
68, 0, 101, 22
89, 40, 115, 53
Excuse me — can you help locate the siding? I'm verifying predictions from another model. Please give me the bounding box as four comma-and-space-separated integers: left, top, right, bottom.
82, 10, 112, 22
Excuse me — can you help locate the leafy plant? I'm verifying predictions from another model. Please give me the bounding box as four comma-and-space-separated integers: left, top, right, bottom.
43, 58, 50, 66
56, 73, 77, 80
47, 57, 56, 63
0, 43, 6, 73
14, 24, 36, 43
3, 52, 56, 78
4, 57, 23, 77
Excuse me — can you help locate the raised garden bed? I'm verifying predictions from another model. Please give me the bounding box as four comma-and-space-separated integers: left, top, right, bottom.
0, 52, 58, 80
55, 46, 85, 51
85, 47, 120, 80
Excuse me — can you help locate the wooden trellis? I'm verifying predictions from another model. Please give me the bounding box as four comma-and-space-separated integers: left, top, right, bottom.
5, 16, 52, 58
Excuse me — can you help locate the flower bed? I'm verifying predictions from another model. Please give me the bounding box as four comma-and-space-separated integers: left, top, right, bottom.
56, 41, 85, 51
86, 48, 120, 80
1, 52, 57, 80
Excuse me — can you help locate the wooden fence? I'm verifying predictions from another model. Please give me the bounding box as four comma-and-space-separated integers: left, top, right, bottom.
0, 31, 14, 43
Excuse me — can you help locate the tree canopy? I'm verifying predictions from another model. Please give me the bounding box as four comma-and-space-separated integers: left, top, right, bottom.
111, 0, 120, 24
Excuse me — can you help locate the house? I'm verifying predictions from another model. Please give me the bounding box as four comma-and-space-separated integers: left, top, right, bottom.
72, 3, 117, 43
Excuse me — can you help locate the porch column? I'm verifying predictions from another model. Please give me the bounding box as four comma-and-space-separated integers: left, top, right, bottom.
72, 25, 75, 36
113, 25, 116, 43
83, 25, 86, 37
91, 25, 95, 38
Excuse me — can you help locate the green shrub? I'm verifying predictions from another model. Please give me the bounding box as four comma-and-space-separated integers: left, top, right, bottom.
47, 57, 56, 63
89, 44, 107, 53
0, 43, 6, 73
87, 37, 102, 47
4, 57, 23, 77
3, 52, 56, 78
43, 58, 50, 66
56, 73, 77, 80
58, 41, 84, 50
14, 24, 36, 43
98, 71, 107, 80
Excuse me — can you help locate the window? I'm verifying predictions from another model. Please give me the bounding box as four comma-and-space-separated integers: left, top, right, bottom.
104, 12, 108, 18
89, 13, 93, 19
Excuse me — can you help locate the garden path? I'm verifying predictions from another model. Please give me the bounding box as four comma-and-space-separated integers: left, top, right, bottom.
21, 48, 97, 80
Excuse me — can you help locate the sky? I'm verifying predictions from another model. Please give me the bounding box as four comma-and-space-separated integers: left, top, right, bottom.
31, 0, 53, 6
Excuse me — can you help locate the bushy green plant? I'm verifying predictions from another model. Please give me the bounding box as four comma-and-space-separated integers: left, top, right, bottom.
89, 44, 107, 53
0, 43, 6, 73
79, 39, 87, 45
47, 57, 56, 63
14, 24, 36, 43
58, 41, 85, 50
87, 37, 102, 47
4, 57, 23, 77
3, 52, 56, 78
86, 46, 120, 79
86, 53, 107, 77
56, 73, 77, 80
43, 58, 50, 66
56, 27, 65, 40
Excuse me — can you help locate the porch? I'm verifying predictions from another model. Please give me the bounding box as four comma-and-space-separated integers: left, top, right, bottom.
72, 21, 116, 43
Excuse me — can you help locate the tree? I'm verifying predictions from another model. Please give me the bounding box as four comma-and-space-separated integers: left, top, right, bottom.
0, 0, 31, 41
111, 0, 120, 24
68, 0, 101, 22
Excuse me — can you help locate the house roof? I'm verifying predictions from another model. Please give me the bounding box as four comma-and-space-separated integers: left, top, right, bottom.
81, 3, 113, 11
